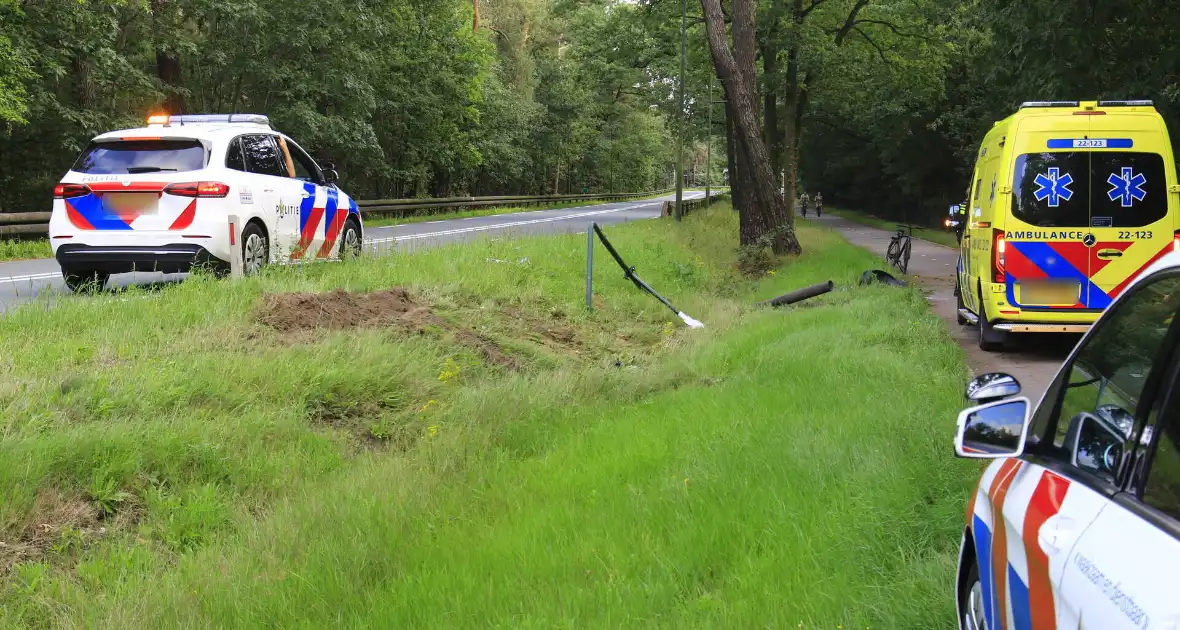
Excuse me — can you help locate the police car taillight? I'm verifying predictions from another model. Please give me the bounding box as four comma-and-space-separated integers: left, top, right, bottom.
993, 229, 1006, 283
53, 183, 91, 199
163, 182, 230, 198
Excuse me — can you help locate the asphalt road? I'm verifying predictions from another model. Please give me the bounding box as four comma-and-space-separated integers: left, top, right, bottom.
0, 192, 702, 313
815, 212, 1075, 403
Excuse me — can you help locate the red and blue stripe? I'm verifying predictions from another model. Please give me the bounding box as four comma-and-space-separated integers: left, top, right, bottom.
1005, 241, 1110, 309
315, 188, 343, 258
972, 463, 1070, 630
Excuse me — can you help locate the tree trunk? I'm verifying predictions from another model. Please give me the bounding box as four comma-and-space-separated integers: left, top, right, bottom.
781, 0, 804, 217
732, 0, 761, 242
151, 0, 185, 113
725, 101, 736, 195
725, 96, 748, 215
73, 57, 96, 108
701, 0, 800, 254
761, 41, 781, 182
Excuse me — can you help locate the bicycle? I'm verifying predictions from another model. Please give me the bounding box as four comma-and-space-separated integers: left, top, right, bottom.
885, 223, 921, 274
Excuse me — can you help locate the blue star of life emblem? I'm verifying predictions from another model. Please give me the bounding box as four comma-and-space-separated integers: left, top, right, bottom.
1033, 167, 1074, 207
1107, 167, 1147, 208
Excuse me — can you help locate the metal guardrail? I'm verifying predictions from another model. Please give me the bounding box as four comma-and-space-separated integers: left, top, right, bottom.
0, 189, 677, 237
659, 190, 730, 216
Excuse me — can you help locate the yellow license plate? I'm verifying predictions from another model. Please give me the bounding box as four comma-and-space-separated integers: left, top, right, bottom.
102, 193, 158, 216
1018, 281, 1080, 305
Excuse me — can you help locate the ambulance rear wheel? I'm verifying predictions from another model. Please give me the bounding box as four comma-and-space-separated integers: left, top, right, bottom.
978, 286, 1006, 352
62, 269, 109, 294
956, 283, 968, 326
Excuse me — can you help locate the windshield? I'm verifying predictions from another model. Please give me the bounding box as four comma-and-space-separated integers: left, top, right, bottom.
1012, 151, 1167, 228
71, 139, 208, 174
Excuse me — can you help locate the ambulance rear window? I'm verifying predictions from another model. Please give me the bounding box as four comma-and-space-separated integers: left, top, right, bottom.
1089, 152, 1167, 228
1012, 153, 1090, 227
72, 139, 208, 174
1011, 152, 1168, 228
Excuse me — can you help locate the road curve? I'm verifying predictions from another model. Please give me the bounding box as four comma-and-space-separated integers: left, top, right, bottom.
0, 192, 703, 313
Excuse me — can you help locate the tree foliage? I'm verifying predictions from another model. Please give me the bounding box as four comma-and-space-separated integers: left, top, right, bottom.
0, 0, 675, 212
803, 0, 1180, 225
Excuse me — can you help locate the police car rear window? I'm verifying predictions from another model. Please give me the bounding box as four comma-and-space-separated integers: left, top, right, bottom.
1012, 151, 1167, 228
71, 139, 207, 175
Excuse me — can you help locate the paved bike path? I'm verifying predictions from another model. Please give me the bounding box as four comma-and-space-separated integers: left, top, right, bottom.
808, 212, 1073, 402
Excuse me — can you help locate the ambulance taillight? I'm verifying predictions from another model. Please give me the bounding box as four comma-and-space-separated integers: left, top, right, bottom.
993, 229, 1006, 283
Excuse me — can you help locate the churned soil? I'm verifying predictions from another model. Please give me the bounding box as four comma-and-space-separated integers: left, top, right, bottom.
254, 287, 521, 369
255, 287, 437, 333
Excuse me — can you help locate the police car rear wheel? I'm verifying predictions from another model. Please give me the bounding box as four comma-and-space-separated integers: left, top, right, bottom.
62, 269, 109, 294
960, 560, 987, 630
339, 218, 362, 259
241, 223, 268, 276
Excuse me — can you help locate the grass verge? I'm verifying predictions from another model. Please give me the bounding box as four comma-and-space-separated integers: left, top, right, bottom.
0, 239, 52, 262
829, 207, 960, 248
0, 204, 975, 628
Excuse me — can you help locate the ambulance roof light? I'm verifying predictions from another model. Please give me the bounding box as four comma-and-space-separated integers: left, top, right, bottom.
1019, 101, 1080, 109
146, 114, 271, 127
1099, 100, 1155, 107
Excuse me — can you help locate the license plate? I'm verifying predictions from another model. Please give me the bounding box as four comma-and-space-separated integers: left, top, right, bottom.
102, 193, 157, 216
1019, 281, 1080, 305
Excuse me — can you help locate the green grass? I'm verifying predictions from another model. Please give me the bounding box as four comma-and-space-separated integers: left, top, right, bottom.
829, 207, 960, 248
364, 192, 674, 227
0, 238, 51, 261
0, 204, 976, 628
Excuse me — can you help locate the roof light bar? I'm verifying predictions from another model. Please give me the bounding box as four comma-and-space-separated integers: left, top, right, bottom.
146, 114, 271, 127
1019, 101, 1080, 109
1098, 100, 1155, 107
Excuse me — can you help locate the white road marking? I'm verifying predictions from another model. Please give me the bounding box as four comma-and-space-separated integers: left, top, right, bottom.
0, 272, 60, 284
365, 200, 666, 246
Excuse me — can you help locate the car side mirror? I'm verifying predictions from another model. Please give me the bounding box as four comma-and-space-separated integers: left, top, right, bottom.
323, 169, 339, 185
955, 397, 1031, 458
966, 372, 1021, 403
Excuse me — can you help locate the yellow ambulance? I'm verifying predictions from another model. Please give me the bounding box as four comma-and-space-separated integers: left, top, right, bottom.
956, 100, 1180, 351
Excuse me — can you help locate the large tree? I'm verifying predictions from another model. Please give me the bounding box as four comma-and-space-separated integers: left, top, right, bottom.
701, 0, 801, 254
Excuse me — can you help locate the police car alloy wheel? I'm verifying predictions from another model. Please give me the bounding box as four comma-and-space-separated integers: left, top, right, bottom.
339, 219, 362, 259
241, 223, 268, 276
961, 561, 987, 630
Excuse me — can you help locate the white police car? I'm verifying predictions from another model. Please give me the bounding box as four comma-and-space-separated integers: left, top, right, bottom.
49, 114, 363, 291
953, 250, 1180, 629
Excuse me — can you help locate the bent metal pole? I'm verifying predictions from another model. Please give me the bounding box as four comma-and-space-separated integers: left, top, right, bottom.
590, 222, 704, 328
